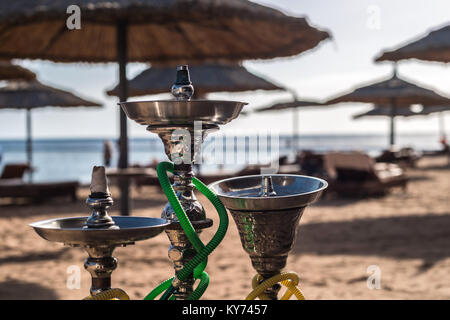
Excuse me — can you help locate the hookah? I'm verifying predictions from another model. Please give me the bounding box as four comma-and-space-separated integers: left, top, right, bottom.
30, 166, 169, 299
209, 174, 327, 300
31, 65, 328, 300
119, 65, 246, 300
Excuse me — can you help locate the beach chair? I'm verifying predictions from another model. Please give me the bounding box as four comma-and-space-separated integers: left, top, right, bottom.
322, 151, 408, 197
0, 180, 79, 203
297, 151, 327, 177
0, 163, 31, 180
375, 147, 420, 168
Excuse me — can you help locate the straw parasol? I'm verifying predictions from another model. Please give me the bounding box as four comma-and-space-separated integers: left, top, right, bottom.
0, 1, 330, 63
0, 80, 101, 176
0, 61, 36, 81
376, 24, 450, 63
0, 0, 330, 215
255, 95, 324, 152
353, 104, 450, 141
353, 105, 450, 119
106, 62, 283, 98
255, 99, 323, 112
325, 67, 450, 145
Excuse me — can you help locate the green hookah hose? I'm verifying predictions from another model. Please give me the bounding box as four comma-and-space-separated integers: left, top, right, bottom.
144, 161, 228, 300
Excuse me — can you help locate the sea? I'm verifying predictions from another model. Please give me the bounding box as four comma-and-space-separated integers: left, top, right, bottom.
0, 133, 442, 184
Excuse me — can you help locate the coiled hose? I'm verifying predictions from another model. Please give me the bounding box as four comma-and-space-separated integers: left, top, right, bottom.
246, 272, 305, 300
83, 288, 130, 300
144, 161, 228, 300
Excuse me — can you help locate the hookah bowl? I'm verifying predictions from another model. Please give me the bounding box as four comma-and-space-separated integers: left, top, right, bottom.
30, 167, 169, 297
119, 65, 247, 299
209, 174, 327, 299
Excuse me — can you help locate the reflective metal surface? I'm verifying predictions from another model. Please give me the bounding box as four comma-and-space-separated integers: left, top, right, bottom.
171, 65, 194, 100
209, 174, 328, 211
30, 166, 170, 296
83, 245, 117, 295
119, 65, 247, 299
30, 216, 169, 246
228, 207, 304, 280
149, 125, 218, 166
119, 100, 247, 126
85, 194, 117, 229
210, 174, 327, 299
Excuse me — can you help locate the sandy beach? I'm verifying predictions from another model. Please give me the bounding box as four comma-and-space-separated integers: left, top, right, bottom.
0, 155, 448, 300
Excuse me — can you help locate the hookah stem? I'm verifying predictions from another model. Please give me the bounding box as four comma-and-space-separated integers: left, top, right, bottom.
150, 161, 228, 300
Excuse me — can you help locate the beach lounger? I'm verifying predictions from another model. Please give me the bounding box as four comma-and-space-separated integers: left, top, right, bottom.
375, 147, 420, 168
196, 161, 302, 185
0, 180, 79, 203
322, 151, 408, 197
0, 163, 31, 180
298, 151, 407, 197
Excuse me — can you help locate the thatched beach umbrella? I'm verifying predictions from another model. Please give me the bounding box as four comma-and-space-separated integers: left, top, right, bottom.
256, 99, 323, 112
354, 104, 450, 141
326, 68, 450, 145
255, 96, 324, 152
0, 0, 329, 215
107, 62, 283, 98
0, 61, 36, 81
376, 24, 450, 63
353, 105, 450, 119
0, 80, 101, 177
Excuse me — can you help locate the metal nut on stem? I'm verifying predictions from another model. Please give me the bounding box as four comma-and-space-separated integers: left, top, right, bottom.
171, 65, 194, 100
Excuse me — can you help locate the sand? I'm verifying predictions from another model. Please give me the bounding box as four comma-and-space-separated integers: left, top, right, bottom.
0, 156, 449, 300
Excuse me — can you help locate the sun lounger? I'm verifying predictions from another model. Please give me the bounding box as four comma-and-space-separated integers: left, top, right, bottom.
375, 147, 420, 168
298, 151, 408, 197
0, 180, 79, 202
0, 163, 31, 180
323, 151, 408, 196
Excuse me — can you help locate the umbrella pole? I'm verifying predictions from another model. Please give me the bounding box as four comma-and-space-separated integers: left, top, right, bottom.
389, 100, 396, 146
292, 108, 299, 154
26, 108, 33, 182
117, 20, 130, 216
439, 112, 446, 140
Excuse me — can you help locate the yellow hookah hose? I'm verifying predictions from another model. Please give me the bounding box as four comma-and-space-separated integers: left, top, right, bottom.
83, 288, 130, 300
246, 272, 305, 300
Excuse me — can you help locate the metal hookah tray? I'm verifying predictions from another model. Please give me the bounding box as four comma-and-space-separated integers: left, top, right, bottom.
119, 100, 247, 126
30, 216, 169, 246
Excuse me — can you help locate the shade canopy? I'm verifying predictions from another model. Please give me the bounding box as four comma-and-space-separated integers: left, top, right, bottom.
326, 71, 450, 106
0, 0, 330, 215
326, 68, 450, 146
0, 80, 102, 109
0, 79, 101, 174
0, 61, 36, 81
253, 98, 325, 154
0, 0, 330, 63
255, 99, 324, 112
353, 104, 450, 143
107, 62, 283, 97
353, 105, 450, 119
376, 24, 450, 63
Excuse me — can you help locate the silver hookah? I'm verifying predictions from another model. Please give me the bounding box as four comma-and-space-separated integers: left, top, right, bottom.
152, 65, 213, 299
78, 167, 128, 295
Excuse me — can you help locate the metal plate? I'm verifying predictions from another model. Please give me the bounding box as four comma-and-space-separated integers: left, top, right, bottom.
209, 174, 328, 211
119, 100, 247, 126
30, 216, 169, 246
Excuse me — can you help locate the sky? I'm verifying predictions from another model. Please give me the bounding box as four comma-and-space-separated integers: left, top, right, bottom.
0, 0, 449, 139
